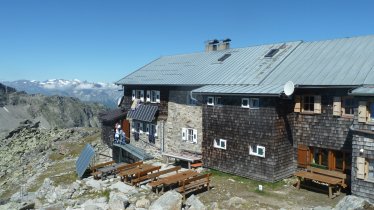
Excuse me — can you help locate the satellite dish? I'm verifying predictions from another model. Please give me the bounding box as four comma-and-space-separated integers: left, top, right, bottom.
284, 81, 295, 96
117, 96, 124, 107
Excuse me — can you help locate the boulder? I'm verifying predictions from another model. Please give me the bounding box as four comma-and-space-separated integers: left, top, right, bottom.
149, 190, 183, 210
135, 198, 151, 208
85, 178, 102, 190
334, 195, 374, 210
108, 181, 138, 195
36, 178, 55, 199
108, 192, 128, 210
185, 195, 206, 210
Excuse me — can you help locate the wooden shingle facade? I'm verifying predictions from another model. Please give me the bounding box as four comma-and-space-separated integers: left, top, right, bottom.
115, 35, 374, 201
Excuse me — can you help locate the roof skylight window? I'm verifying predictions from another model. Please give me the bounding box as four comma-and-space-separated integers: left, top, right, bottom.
218, 53, 231, 62
264, 49, 279, 58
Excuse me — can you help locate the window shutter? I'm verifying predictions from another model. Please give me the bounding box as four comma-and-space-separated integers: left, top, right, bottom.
294, 96, 301, 112
193, 129, 198, 143
333, 97, 341, 116
314, 95, 321, 114
357, 157, 366, 179
182, 128, 187, 141
156, 91, 160, 103
140, 90, 144, 102
132, 90, 135, 101
358, 101, 367, 123
146, 91, 150, 102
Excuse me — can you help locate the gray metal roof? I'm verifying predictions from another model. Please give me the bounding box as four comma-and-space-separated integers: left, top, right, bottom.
113, 143, 153, 160
192, 84, 284, 95
350, 86, 374, 96
116, 41, 301, 86
76, 144, 95, 177
127, 104, 158, 122
262, 35, 374, 86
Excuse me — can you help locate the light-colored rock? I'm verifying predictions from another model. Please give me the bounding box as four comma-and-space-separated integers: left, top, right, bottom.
227, 196, 246, 208
313, 207, 333, 210
85, 178, 102, 190
36, 178, 55, 199
185, 195, 206, 210
108, 192, 128, 210
149, 190, 183, 210
81, 197, 109, 210
109, 181, 138, 194
136, 198, 151, 208
334, 195, 373, 210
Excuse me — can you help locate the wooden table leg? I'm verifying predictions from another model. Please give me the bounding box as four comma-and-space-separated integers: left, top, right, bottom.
188, 162, 191, 169
296, 177, 301, 189
328, 185, 333, 199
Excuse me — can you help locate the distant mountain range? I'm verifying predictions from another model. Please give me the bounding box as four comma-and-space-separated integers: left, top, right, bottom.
2, 79, 122, 108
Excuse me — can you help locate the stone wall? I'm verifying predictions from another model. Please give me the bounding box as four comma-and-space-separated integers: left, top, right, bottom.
164, 90, 203, 153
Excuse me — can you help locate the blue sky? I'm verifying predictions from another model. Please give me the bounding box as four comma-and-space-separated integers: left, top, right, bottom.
1, 0, 374, 83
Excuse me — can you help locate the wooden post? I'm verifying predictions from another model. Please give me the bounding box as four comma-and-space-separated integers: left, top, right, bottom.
328, 185, 332, 198
296, 177, 301, 189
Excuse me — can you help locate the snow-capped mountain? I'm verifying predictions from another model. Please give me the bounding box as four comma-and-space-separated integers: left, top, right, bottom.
2, 79, 122, 108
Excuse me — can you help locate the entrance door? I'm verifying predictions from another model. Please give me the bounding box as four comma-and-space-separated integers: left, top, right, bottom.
297, 145, 310, 168
122, 120, 130, 141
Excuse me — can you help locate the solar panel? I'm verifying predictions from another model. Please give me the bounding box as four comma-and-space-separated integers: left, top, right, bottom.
76, 144, 95, 177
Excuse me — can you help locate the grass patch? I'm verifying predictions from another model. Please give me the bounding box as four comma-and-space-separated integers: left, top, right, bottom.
28, 160, 76, 192
51, 171, 78, 186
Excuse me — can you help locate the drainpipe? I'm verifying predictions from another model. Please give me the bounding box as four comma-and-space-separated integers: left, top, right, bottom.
160, 120, 165, 153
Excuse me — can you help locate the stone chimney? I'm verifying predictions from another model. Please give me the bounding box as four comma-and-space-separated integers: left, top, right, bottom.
205, 38, 231, 52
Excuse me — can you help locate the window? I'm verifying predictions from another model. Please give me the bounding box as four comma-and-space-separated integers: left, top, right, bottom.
150, 124, 157, 137
241, 98, 249, 108
369, 160, 374, 181
264, 49, 279, 58
214, 139, 227, 149
132, 90, 144, 102
146, 90, 160, 103
207, 96, 222, 106
357, 157, 374, 181
182, 128, 197, 143
218, 53, 231, 62
249, 98, 260, 109
303, 96, 314, 112
186, 92, 197, 105
207, 96, 214, 106
132, 121, 143, 133
342, 97, 356, 116
295, 95, 321, 114
215, 97, 222, 106
249, 145, 265, 157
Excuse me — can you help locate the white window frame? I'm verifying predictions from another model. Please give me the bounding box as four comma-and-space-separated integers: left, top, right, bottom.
214, 139, 227, 150
249, 98, 260, 109
186, 92, 197, 105
207, 96, 214, 106
150, 123, 158, 137
249, 145, 265, 158
241, 98, 249, 108
132, 90, 144, 102
150, 90, 160, 103
215, 97, 222, 106
182, 128, 197, 143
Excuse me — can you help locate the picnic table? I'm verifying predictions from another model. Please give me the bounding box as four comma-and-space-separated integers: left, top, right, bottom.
149, 170, 198, 193
119, 164, 160, 182
97, 163, 127, 180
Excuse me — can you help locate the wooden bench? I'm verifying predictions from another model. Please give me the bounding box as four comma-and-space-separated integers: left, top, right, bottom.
191, 162, 203, 169
91, 160, 115, 173
176, 173, 211, 199
132, 166, 181, 186
115, 161, 143, 174
294, 166, 347, 198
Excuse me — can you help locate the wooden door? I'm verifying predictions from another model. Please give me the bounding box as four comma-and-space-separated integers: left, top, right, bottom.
297, 145, 310, 168
122, 120, 130, 140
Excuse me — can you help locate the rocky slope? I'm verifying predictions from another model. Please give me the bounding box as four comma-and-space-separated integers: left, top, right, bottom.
0, 83, 107, 136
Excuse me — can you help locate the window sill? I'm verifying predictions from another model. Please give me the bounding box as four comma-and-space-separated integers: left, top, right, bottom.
300, 111, 317, 115
249, 153, 265, 158
341, 114, 354, 119
213, 146, 226, 150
